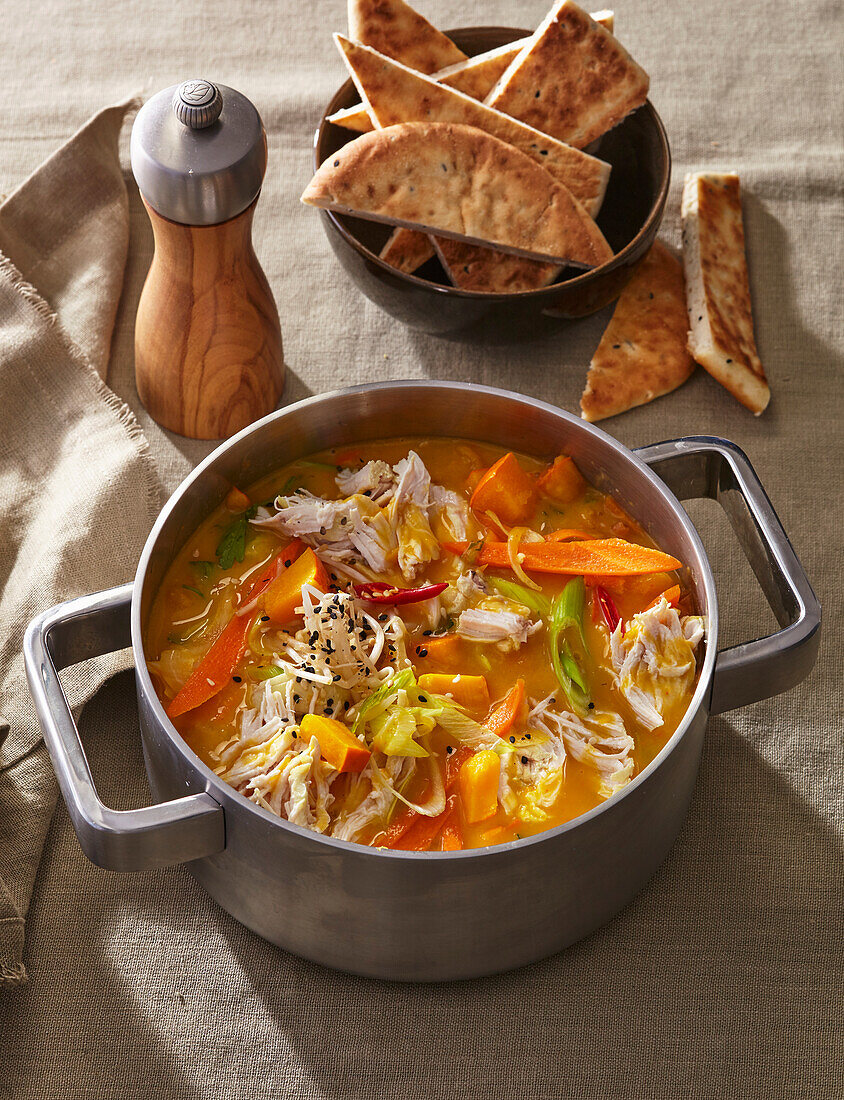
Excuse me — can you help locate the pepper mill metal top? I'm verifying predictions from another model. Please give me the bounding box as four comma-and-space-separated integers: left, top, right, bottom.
130, 79, 267, 226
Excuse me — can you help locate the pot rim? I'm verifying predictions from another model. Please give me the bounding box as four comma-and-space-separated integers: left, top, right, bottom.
131, 380, 718, 859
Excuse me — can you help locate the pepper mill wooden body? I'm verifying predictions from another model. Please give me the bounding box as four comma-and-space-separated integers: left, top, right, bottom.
131, 79, 284, 440
135, 198, 284, 439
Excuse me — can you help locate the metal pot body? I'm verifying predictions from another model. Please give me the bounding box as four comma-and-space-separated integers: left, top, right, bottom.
139, 682, 706, 979
26, 382, 821, 981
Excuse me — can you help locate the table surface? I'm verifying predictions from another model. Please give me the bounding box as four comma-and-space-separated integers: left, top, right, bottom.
1, 1, 841, 1097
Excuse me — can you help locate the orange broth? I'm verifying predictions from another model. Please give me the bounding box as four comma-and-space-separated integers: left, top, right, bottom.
145, 437, 698, 850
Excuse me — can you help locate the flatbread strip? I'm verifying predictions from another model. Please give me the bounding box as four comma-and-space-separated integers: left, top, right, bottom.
682, 173, 769, 415
486, 1, 648, 149
433, 237, 561, 293
302, 122, 614, 267
580, 241, 694, 421
329, 11, 615, 132
335, 35, 611, 216
348, 0, 465, 73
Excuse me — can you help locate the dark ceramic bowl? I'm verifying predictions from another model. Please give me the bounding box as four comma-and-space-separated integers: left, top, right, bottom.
312, 25, 671, 340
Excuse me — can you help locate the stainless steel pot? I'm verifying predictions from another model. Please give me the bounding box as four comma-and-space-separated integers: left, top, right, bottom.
24, 383, 821, 981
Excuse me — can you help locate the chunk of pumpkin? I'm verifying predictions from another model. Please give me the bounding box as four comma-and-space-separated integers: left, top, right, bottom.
261, 547, 329, 624
299, 714, 370, 773
537, 455, 587, 507
414, 632, 465, 670
418, 674, 490, 712
469, 452, 537, 527
458, 749, 500, 824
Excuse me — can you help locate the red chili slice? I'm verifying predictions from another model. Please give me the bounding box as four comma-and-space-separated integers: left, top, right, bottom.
353, 581, 449, 605
594, 585, 622, 633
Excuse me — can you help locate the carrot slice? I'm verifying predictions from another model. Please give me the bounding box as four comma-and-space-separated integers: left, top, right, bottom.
645, 584, 681, 612
445, 745, 474, 791
440, 816, 463, 851
485, 679, 525, 739
442, 538, 681, 576
390, 796, 458, 852
546, 528, 596, 542
469, 452, 537, 527
166, 540, 303, 719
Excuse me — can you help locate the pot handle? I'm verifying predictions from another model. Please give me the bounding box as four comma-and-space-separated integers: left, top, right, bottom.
634, 436, 821, 715
23, 584, 225, 871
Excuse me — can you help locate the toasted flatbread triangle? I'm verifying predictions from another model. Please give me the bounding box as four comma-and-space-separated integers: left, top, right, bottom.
682, 173, 770, 414
486, 1, 648, 149
348, 0, 466, 74
328, 10, 614, 134
580, 242, 694, 421
335, 35, 611, 216
434, 236, 561, 293
437, 11, 613, 100
302, 122, 614, 266
380, 226, 437, 273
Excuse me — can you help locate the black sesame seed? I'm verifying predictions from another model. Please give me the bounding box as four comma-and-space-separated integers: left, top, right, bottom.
509, 736, 516, 743
233, 675, 242, 683
327, 699, 334, 706
540, 149, 548, 155
422, 630, 432, 636
613, 344, 621, 349
261, 615, 269, 622
284, 559, 291, 567
525, 733, 531, 740
344, 701, 350, 710
534, 90, 541, 98
319, 527, 326, 535
521, 756, 528, 764
588, 702, 595, 710
726, 358, 732, 363
416, 647, 428, 658
333, 674, 341, 682
293, 694, 300, 702
446, 746, 453, 754
333, 159, 340, 167
340, 517, 347, 525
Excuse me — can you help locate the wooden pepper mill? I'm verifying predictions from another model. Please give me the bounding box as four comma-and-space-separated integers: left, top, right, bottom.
131, 79, 284, 439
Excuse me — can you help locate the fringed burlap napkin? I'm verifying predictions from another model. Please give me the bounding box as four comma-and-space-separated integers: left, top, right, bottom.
0, 100, 160, 985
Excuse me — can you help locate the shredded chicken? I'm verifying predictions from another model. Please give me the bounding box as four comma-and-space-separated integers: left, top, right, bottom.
430, 485, 471, 541
609, 597, 705, 731
457, 597, 541, 650
386, 451, 440, 579
530, 695, 636, 799
335, 460, 396, 503
441, 570, 487, 616
254, 491, 397, 575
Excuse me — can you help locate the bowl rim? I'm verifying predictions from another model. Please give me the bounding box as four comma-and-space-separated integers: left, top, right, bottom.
131, 380, 718, 862
312, 24, 672, 301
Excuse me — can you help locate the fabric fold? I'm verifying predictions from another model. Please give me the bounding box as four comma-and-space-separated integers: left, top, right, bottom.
0, 99, 160, 985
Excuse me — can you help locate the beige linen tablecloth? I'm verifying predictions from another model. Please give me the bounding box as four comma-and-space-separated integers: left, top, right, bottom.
0, 1, 841, 1096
